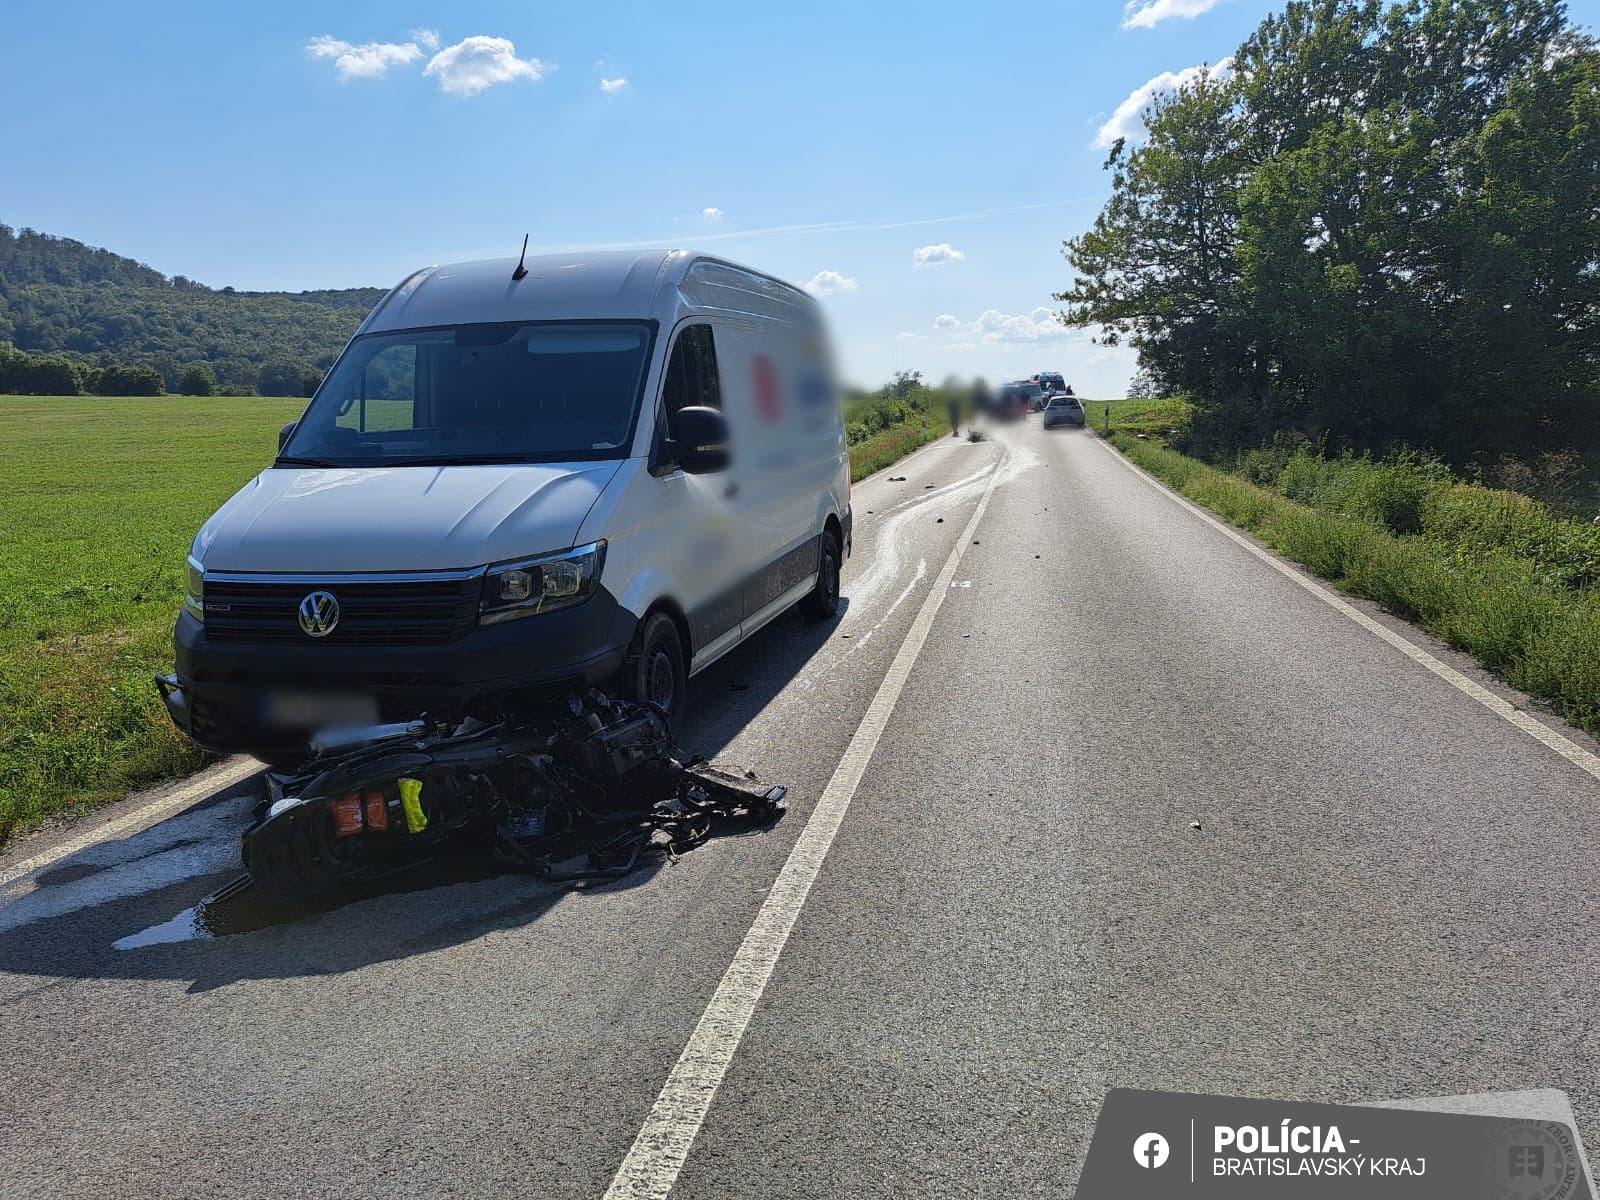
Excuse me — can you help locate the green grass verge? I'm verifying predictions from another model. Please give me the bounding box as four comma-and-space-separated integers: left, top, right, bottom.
1106, 431, 1600, 734
1083, 397, 1194, 438
0, 394, 304, 844
849, 411, 952, 483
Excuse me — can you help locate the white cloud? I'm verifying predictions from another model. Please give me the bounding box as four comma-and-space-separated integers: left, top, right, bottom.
801, 270, 858, 297
425, 36, 545, 95
307, 35, 424, 80
934, 307, 1070, 344
410, 28, 440, 51
913, 242, 966, 267
894, 331, 926, 341
1094, 56, 1233, 147
701, 207, 723, 220
600, 76, 628, 93
1122, 0, 1220, 29
975, 307, 1070, 343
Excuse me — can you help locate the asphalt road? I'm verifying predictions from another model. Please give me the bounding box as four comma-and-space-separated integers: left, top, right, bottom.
3, 420, 1598, 1199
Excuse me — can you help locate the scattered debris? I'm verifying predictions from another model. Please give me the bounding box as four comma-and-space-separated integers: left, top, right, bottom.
890, 475, 907, 482
936, 518, 944, 523
1190, 821, 1202, 831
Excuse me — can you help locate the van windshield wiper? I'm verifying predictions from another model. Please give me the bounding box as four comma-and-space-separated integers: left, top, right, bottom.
274, 456, 344, 468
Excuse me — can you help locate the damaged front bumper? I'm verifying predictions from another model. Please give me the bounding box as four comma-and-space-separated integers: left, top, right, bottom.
158, 589, 636, 757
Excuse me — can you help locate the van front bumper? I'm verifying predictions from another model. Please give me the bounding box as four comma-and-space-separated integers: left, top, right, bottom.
161, 589, 636, 756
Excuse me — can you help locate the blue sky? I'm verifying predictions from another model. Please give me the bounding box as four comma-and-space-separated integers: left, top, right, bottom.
4, 0, 1596, 395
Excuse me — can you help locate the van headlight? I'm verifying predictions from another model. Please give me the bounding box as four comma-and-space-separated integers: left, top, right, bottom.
480, 541, 606, 625
183, 556, 205, 623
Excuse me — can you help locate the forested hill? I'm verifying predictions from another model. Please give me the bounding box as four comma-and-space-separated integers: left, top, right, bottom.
0, 224, 386, 394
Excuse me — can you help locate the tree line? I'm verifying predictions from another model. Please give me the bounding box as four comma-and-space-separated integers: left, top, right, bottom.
0, 342, 328, 397
0, 225, 382, 395
1058, 0, 1600, 471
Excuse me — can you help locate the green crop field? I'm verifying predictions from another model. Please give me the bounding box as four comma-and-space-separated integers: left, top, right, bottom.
0, 395, 304, 842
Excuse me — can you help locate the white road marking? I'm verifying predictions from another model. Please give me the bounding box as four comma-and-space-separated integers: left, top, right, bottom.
1094, 436, 1600, 784
602, 452, 1009, 1200
843, 463, 996, 615
0, 756, 261, 891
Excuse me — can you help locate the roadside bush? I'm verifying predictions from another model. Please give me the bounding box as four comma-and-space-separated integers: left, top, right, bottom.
1344, 458, 1442, 536
1421, 483, 1600, 592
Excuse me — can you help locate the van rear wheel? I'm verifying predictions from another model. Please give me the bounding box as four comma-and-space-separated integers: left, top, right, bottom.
622, 611, 686, 721
800, 531, 841, 621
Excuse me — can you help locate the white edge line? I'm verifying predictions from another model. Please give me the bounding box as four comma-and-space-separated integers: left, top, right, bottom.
602, 449, 1008, 1200
1092, 435, 1600, 784
0, 757, 262, 890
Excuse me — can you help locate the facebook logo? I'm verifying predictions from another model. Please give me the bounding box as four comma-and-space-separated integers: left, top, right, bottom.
1133, 1132, 1170, 1169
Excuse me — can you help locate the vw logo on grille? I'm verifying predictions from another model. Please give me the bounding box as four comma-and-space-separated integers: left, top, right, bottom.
297, 590, 341, 638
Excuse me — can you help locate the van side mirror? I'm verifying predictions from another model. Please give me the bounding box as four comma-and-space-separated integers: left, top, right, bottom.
278, 421, 297, 452
666, 406, 730, 474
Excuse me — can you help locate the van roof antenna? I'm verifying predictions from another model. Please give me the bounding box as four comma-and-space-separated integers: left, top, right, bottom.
512, 233, 530, 282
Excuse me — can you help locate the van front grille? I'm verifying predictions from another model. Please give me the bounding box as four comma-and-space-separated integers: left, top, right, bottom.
203, 574, 482, 645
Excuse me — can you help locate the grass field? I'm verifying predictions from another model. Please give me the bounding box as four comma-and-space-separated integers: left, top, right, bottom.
0, 395, 304, 842
0, 393, 945, 846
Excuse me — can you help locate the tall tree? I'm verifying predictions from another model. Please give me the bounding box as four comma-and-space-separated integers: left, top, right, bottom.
1061, 0, 1599, 465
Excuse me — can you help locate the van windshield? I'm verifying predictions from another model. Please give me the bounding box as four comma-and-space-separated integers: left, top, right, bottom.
278, 321, 656, 467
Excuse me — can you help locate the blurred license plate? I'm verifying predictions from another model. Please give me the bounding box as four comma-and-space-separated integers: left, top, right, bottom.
261, 692, 379, 729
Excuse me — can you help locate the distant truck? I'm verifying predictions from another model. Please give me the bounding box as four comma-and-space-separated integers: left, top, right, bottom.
1037, 371, 1068, 395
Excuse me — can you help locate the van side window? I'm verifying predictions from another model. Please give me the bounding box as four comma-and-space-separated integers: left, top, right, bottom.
662, 324, 721, 423
338, 343, 416, 433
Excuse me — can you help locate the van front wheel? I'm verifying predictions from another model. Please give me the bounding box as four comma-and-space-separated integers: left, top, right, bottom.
622, 611, 686, 720
800, 531, 841, 621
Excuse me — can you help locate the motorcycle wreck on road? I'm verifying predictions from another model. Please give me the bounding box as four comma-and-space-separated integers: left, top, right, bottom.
212, 690, 788, 903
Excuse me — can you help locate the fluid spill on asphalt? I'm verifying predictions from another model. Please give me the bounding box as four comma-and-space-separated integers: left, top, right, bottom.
0, 792, 255, 937
112, 905, 210, 949
110, 851, 520, 951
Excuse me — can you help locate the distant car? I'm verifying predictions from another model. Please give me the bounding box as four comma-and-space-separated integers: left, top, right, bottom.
991, 382, 1029, 420
1042, 393, 1085, 428
1038, 371, 1066, 395
1014, 380, 1046, 411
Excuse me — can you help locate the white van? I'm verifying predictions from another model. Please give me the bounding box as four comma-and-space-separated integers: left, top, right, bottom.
158, 250, 852, 760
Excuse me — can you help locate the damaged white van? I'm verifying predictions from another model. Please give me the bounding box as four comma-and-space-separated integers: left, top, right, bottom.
158, 250, 851, 760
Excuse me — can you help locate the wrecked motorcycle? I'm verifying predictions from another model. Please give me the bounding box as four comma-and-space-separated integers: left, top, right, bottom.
239, 691, 787, 902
